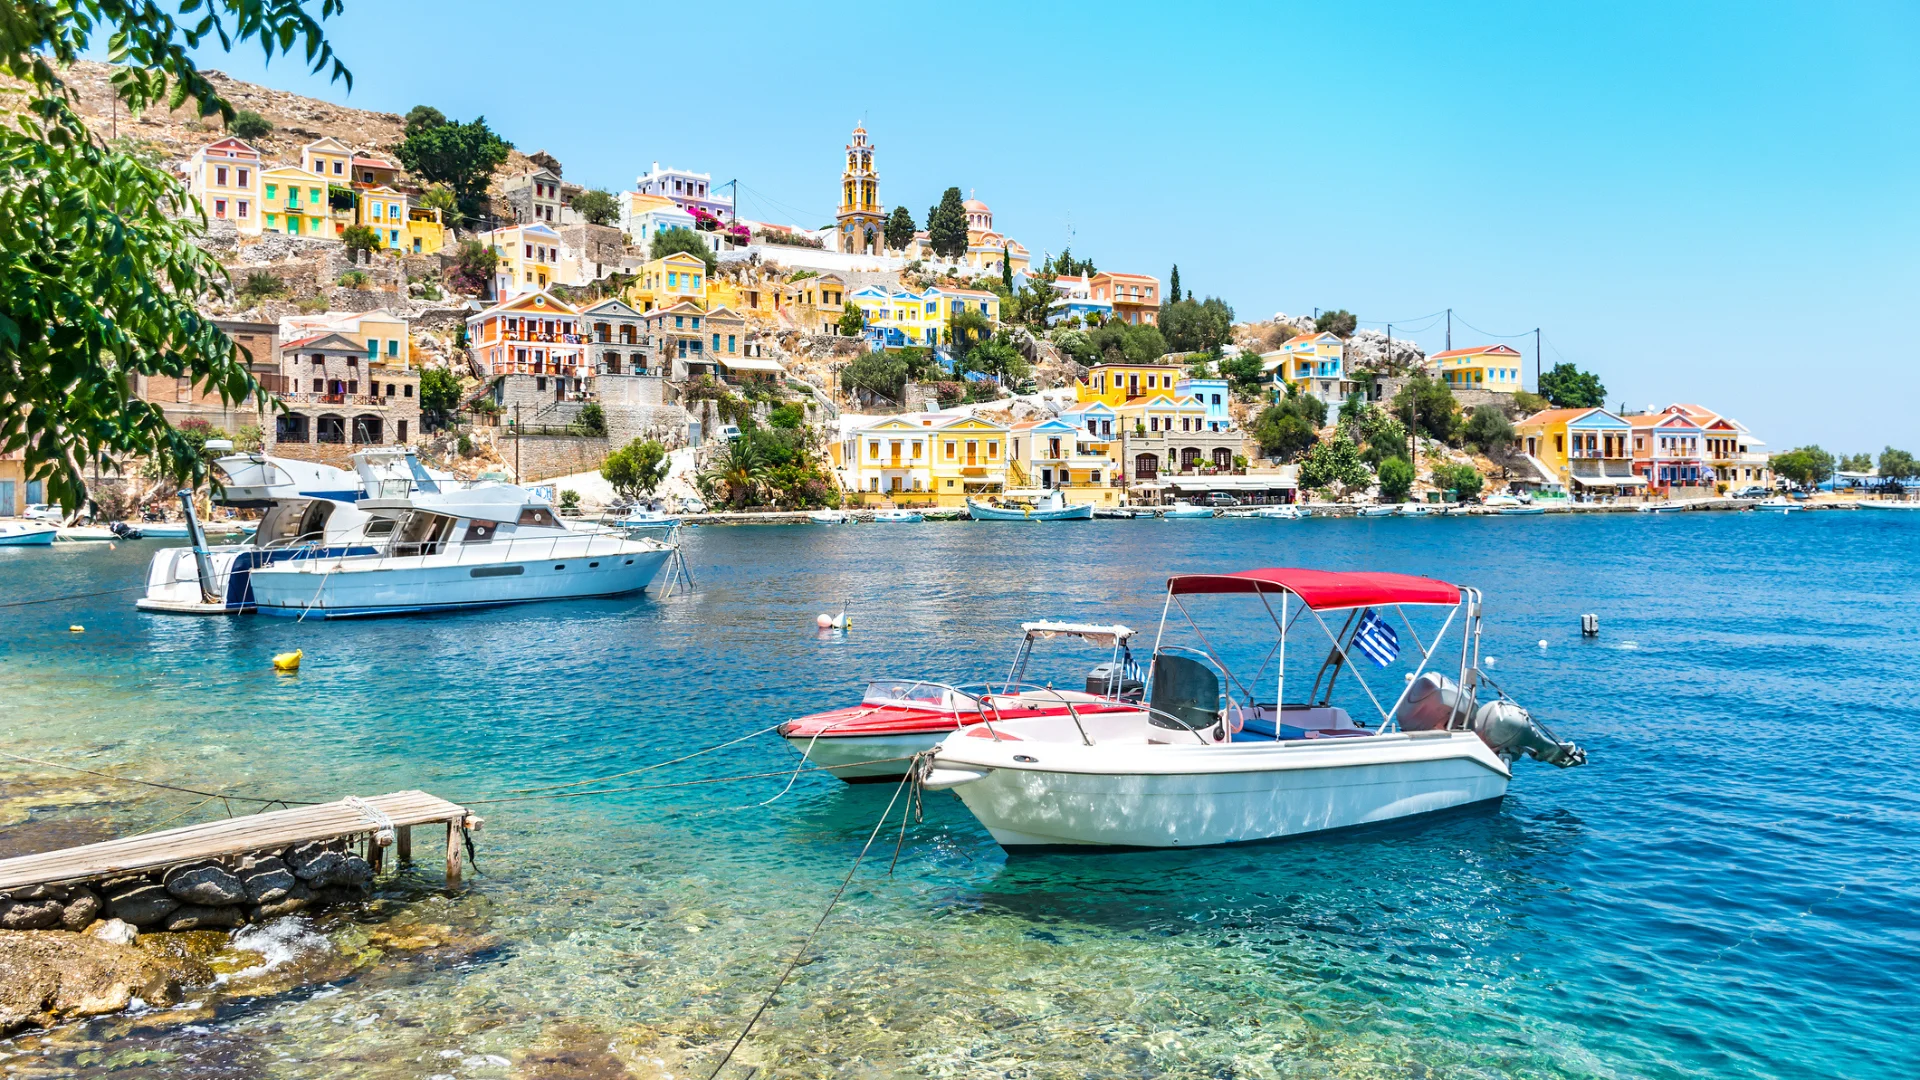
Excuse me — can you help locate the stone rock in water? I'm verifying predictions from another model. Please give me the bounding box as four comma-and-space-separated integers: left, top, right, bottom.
88, 919, 138, 947
288, 847, 346, 885
334, 854, 374, 890
239, 856, 297, 904
0, 929, 190, 1035
164, 863, 248, 907
105, 884, 181, 928
0, 901, 64, 931
59, 890, 101, 931
162, 905, 243, 932
249, 882, 311, 920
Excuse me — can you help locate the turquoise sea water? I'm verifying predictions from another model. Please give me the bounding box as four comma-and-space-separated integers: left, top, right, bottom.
0, 512, 1915, 1079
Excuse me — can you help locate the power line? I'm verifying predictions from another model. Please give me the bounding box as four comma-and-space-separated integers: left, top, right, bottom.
1451, 314, 1537, 340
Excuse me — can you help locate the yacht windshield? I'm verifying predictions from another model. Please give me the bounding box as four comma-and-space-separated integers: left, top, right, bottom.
862, 680, 977, 712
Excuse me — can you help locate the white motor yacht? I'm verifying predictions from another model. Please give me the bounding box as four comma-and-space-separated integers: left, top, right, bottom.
924, 567, 1585, 849
246, 483, 673, 618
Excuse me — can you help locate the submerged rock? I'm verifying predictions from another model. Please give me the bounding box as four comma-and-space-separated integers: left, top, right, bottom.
164, 862, 248, 907
162, 905, 244, 933
0, 930, 189, 1035
105, 882, 180, 927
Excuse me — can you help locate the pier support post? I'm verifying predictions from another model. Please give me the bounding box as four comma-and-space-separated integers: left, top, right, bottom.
445, 820, 462, 884
369, 834, 383, 874
396, 825, 412, 864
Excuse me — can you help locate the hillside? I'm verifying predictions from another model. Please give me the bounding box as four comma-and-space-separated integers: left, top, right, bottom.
8, 60, 539, 193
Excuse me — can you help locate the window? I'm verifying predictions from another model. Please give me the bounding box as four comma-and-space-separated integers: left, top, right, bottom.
727, 335, 736, 352
712, 334, 720, 351
945, 440, 956, 461
312, 377, 324, 392
213, 198, 227, 217
388, 339, 399, 357
265, 184, 277, 199
332, 160, 343, 174
668, 271, 677, 287
237, 200, 249, 219
1555, 435, 1564, 453
237, 168, 250, 187
986, 442, 998, 459
216, 166, 229, 185
404, 384, 413, 398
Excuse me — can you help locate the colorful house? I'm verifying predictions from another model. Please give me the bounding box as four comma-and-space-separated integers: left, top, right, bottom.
632, 252, 708, 312
1048, 274, 1114, 326
836, 415, 937, 502
1176, 377, 1231, 431
259, 164, 328, 237
1075, 363, 1185, 407
355, 185, 410, 249
847, 286, 938, 347
1432, 344, 1525, 394
1665, 404, 1773, 490
482, 223, 565, 298
279, 310, 411, 370
1008, 417, 1120, 505
1517, 407, 1646, 497
300, 136, 354, 183
186, 137, 262, 235
465, 291, 586, 393
923, 285, 1000, 328
1627, 411, 1709, 494
1261, 332, 1349, 406
405, 205, 448, 254
621, 195, 697, 248
350, 153, 400, 188
926, 413, 1009, 505
634, 161, 734, 224
642, 300, 716, 380
1089, 272, 1160, 326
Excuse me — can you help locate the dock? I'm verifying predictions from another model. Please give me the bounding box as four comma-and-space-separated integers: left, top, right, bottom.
0, 790, 476, 892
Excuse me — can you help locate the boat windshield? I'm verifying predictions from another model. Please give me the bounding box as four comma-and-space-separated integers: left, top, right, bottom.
861, 680, 978, 713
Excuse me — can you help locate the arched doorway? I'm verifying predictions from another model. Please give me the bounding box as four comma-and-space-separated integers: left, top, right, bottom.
1180, 447, 1202, 471
352, 415, 382, 444
1134, 453, 1159, 480
1212, 447, 1234, 470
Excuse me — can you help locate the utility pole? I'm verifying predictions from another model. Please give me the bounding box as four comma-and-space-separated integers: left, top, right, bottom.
514, 403, 522, 481
1535, 328, 1542, 390
1445, 308, 1451, 352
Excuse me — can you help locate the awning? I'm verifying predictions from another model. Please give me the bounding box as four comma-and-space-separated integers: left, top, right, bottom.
1020, 620, 1136, 645
719, 356, 785, 374
1167, 473, 1296, 491
1166, 568, 1461, 610
1570, 473, 1648, 488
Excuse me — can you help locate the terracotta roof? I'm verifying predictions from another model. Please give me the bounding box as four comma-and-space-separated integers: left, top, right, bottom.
1626, 412, 1697, 429
1430, 344, 1523, 360
1518, 408, 1596, 427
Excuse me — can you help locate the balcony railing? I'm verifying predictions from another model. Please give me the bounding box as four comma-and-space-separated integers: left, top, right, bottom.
501, 330, 581, 344
278, 392, 406, 406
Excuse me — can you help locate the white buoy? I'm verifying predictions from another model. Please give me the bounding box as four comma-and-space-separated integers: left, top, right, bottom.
1485, 657, 1497, 667
816, 613, 833, 629
1538, 639, 1549, 649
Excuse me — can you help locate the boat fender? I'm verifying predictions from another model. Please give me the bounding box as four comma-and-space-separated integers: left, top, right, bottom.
272, 649, 303, 672
68, 625, 83, 634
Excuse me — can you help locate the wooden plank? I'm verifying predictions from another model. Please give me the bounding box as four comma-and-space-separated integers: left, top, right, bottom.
0, 791, 469, 890
445, 820, 461, 883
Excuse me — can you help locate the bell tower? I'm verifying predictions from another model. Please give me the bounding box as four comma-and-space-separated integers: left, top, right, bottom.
836, 125, 884, 255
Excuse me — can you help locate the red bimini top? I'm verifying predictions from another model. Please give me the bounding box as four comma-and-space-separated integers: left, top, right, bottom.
1165, 568, 1461, 611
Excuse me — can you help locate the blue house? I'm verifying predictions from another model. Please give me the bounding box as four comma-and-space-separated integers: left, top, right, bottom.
1176, 377, 1232, 431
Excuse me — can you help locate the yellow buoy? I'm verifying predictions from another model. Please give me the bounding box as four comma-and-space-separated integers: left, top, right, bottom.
68, 625, 83, 633
272, 649, 303, 672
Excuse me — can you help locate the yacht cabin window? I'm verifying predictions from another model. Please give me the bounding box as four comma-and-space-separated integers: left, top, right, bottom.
517, 507, 559, 527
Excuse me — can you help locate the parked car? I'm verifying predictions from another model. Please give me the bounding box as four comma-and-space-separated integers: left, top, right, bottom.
1730, 486, 1769, 499
22, 503, 62, 522
1202, 492, 1240, 508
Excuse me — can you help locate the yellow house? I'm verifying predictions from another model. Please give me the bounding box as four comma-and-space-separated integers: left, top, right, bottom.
630, 252, 708, 312
258, 164, 327, 237
838, 412, 1008, 506
1074, 363, 1184, 406
300, 136, 354, 184
1432, 344, 1526, 393
1260, 331, 1350, 404
1115, 392, 1208, 436
279, 310, 411, 369
405, 206, 448, 255
482, 223, 564, 298
1008, 417, 1120, 506
923, 286, 1001, 333
355, 185, 410, 249
186, 137, 263, 235
928, 414, 1009, 505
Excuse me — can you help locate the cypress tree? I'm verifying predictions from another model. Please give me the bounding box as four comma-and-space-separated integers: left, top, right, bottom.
927, 187, 969, 260
1168, 264, 1180, 307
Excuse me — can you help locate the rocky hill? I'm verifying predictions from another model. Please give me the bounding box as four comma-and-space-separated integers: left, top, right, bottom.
8, 60, 539, 194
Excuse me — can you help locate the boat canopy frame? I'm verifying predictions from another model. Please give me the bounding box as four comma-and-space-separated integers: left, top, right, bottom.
1150, 568, 1484, 735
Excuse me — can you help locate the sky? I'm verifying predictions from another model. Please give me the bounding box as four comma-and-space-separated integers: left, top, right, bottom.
172, 0, 1919, 451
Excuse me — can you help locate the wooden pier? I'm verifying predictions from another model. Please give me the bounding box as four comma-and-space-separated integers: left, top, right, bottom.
0, 790, 476, 892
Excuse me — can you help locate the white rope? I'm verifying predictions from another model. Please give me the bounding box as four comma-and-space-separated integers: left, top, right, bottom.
344, 795, 396, 847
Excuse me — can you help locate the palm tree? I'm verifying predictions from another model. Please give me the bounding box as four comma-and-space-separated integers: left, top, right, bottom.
703, 438, 765, 509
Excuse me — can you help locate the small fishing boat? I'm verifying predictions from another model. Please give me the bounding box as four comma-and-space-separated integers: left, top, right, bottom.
1751, 498, 1804, 513
0, 521, 57, 546
1637, 502, 1684, 513
54, 526, 118, 542
1227, 505, 1302, 520
967, 489, 1094, 521
1093, 507, 1139, 519
1498, 505, 1546, 516
781, 621, 1144, 781
1160, 500, 1216, 519
807, 509, 853, 525
1395, 502, 1430, 517
924, 567, 1587, 849
611, 509, 681, 530
1359, 504, 1397, 518
872, 509, 923, 523
1858, 501, 1920, 511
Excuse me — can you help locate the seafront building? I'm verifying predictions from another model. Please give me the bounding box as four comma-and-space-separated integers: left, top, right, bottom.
1070, 363, 1242, 492
1007, 417, 1123, 506
1432, 344, 1526, 393
1262, 332, 1352, 406
1665, 404, 1773, 489
1517, 407, 1647, 498
834, 412, 1010, 506
1626, 410, 1710, 495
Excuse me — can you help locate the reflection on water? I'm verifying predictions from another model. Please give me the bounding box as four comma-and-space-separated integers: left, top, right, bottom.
1, 513, 1916, 1078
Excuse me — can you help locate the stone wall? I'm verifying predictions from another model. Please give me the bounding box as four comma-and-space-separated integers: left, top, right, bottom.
505, 434, 612, 482
606, 405, 689, 448
1374, 375, 1516, 416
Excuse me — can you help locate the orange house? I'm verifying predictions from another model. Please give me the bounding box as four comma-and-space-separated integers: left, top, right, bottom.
1088, 272, 1161, 325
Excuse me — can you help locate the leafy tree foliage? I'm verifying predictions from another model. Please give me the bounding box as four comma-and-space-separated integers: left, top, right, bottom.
1253, 385, 1327, 461
1089, 319, 1167, 365
448, 239, 498, 295
572, 189, 618, 226
947, 308, 992, 356
836, 303, 867, 337
1315, 309, 1357, 337
573, 402, 606, 437
1298, 437, 1371, 497
1167, 264, 1179, 308
404, 105, 446, 137
1376, 456, 1416, 503
959, 335, 1029, 383
1050, 328, 1098, 366
840, 350, 912, 402
394, 115, 512, 217
1216, 350, 1266, 397
1039, 248, 1095, 279
341, 224, 380, 262
1878, 447, 1917, 480
1513, 389, 1550, 416
1836, 451, 1873, 472
1389, 374, 1459, 443
236, 271, 287, 304
602, 437, 671, 499
1538, 362, 1607, 408
927, 187, 969, 260
1462, 405, 1515, 455
769, 403, 805, 429
1771, 445, 1833, 488
229, 109, 271, 139
1343, 404, 1408, 468
418, 367, 463, 419
648, 226, 718, 275
884, 205, 916, 250
1161, 296, 1235, 355
1430, 462, 1485, 501
0, 0, 353, 507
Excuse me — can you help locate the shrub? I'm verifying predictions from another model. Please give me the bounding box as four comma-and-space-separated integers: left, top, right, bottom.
1389, 374, 1458, 444
1463, 405, 1515, 455
229, 109, 272, 140
1513, 390, 1549, 415
768, 403, 805, 429
236, 270, 286, 304
572, 402, 606, 437
1314, 309, 1358, 337
1376, 456, 1416, 503
572, 189, 618, 226
1430, 462, 1485, 501
558, 489, 580, 511
336, 269, 369, 290
449, 239, 498, 295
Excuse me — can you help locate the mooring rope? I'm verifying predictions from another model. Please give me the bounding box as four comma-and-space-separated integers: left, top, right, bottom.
0, 750, 321, 806
704, 755, 923, 1080
0, 582, 148, 609
463, 758, 912, 806
492, 723, 786, 797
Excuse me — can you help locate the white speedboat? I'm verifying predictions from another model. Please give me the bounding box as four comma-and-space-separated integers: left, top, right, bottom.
872, 509, 923, 523
247, 484, 673, 619
1637, 502, 1684, 513
1499, 505, 1546, 516
1358, 504, 1396, 517
1396, 502, 1430, 516
54, 525, 118, 542
808, 509, 853, 524
1160, 500, 1215, 519
924, 567, 1585, 849
1226, 504, 1302, 520
1092, 507, 1139, 519
0, 521, 57, 546
1752, 498, 1803, 513
611, 508, 682, 530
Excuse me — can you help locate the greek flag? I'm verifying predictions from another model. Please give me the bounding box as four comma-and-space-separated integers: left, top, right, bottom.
1352, 609, 1399, 667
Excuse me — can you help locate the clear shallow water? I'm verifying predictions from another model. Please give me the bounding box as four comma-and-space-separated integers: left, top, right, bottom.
0, 513, 1915, 1079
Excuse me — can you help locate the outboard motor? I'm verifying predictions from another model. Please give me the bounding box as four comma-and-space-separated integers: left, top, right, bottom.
1471, 699, 1586, 767
110, 521, 143, 540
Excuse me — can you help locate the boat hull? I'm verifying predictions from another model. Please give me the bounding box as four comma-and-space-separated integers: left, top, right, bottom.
783, 731, 937, 781
934, 733, 1510, 849
0, 528, 57, 547
966, 499, 1094, 521
248, 546, 672, 618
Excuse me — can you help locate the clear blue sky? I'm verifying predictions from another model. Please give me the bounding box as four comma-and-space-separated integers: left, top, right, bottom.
180, 0, 1918, 451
